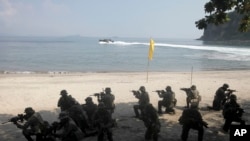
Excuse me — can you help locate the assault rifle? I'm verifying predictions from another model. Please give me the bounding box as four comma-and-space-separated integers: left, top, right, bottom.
180, 88, 190, 91
226, 89, 236, 96
90, 88, 106, 97
225, 89, 237, 100
2, 114, 25, 124
153, 90, 165, 98
90, 91, 106, 103
130, 90, 140, 96
226, 89, 236, 92
152, 90, 164, 93
180, 88, 191, 96
91, 92, 105, 97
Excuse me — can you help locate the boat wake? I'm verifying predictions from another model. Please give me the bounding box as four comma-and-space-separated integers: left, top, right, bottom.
109, 40, 250, 61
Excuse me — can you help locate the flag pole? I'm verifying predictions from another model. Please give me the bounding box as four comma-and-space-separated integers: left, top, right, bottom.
191, 66, 193, 86
147, 58, 150, 82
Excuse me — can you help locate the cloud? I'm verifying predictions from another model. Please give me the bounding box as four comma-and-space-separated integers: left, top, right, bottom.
0, 0, 71, 35
0, 0, 17, 18
42, 0, 69, 15
0, 0, 36, 35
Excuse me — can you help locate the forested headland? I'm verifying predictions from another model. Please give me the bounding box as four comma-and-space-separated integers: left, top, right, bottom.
199, 12, 250, 46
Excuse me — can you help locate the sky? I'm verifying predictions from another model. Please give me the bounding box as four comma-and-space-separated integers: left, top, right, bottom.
0, 0, 210, 39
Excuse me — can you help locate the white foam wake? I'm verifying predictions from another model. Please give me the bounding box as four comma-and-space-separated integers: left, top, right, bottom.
109, 40, 250, 60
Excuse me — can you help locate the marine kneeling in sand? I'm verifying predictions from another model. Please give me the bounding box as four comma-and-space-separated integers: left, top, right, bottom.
180, 85, 201, 108
131, 86, 150, 119
14, 107, 45, 141
53, 112, 84, 141
156, 86, 176, 115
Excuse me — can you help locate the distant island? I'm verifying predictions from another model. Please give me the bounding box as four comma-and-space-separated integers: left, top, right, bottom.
199, 11, 250, 45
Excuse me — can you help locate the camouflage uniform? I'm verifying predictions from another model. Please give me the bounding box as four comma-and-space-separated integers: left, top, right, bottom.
15, 107, 44, 141
82, 97, 98, 126
133, 86, 150, 118
212, 83, 229, 110
55, 112, 84, 141
57, 90, 79, 111
222, 94, 245, 132
181, 85, 200, 108
94, 103, 114, 141
158, 86, 176, 114
179, 104, 207, 141
143, 104, 161, 141
68, 104, 89, 135
99, 87, 115, 114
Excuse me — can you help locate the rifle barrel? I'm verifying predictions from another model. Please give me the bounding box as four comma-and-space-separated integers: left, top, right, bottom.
2, 121, 9, 124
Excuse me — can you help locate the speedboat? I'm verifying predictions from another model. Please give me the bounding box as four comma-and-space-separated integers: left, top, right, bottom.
99, 39, 114, 44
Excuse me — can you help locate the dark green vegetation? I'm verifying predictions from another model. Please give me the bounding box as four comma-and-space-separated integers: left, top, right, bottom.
199, 12, 250, 42
196, 0, 250, 32
196, 0, 250, 42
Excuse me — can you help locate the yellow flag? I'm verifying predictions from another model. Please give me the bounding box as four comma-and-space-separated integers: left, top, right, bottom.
148, 39, 154, 60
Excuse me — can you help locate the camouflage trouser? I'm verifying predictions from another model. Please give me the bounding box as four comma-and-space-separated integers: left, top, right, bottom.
212, 98, 222, 110
145, 124, 160, 141
133, 105, 146, 118
158, 100, 175, 114
186, 97, 199, 108
61, 131, 84, 141
98, 128, 113, 141
223, 117, 245, 132
22, 129, 42, 141
181, 122, 204, 141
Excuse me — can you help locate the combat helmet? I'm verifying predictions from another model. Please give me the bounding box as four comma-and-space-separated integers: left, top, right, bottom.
223, 83, 229, 89
85, 97, 92, 102
166, 86, 171, 91
139, 86, 146, 92
230, 94, 237, 101
105, 87, 111, 93
24, 107, 35, 114
191, 85, 196, 90
60, 90, 68, 96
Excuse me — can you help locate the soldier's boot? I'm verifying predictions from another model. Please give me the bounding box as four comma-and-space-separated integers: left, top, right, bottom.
198, 128, 204, 141
133, 106, 140, 118
22, 130, 35, 141
170, 109, 176, 115
222, 119, 231, 132
158, 106, 163, 114
158, 102, 163, 114
165, 108, 175, 115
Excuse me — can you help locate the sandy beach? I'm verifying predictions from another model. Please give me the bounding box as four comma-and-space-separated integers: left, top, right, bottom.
0, 70, 250, 141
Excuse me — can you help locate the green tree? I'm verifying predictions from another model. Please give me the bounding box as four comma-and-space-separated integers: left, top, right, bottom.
196, 0, 250, 32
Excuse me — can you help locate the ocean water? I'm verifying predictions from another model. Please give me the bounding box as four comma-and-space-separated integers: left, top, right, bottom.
0, 36, 250, 73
